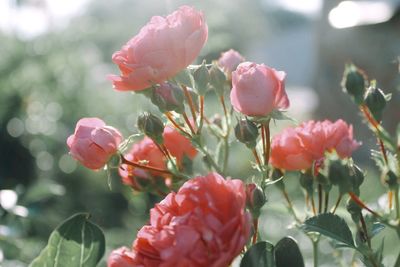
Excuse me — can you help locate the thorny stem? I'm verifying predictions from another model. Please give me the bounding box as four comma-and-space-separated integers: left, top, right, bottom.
360, 214, 372, 249
198, 95, 205, 133
120, 155, 171, 175
318, 184, 322, 214
331, 194, 342, 214
165, 112, 191, 137
360, 104, 389, 165
281, 188, 301, 223
252, 218, 259, 244
182, 111, 196, 135
182, 85, 198, 123
324, 191, 329, 213
348, 192, 381, 217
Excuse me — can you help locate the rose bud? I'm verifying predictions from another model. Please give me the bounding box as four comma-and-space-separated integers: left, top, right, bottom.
107, 247, 137, 267
209, 63, 226, 96
341, 64, 367, 105
217, 49, 245, 78
137, 112, 164, 144
246, 183, 266, 218
127, 173, 251, 266
67, 118, 122, 170
151, 82, 185, 113
230, 62, 289, 117
234, 118, 259, 148
109, 6, 208, 91
364, 85, 387, 122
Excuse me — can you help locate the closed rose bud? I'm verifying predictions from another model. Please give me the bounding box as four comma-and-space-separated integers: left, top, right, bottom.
109, 6, 208, 91
230, 62, 289, 117
151, 82, 185, 113
246, 183, 266, 218
137, 112, 164, 144
346, 198, 362, 223
218, 49, 245, 78
209, 64, 226, 96
342, 64, 367, 105
234, 118, 259, 148
67, 118, 122, 170
364, 85, 386, 122
107, 247, 137, 267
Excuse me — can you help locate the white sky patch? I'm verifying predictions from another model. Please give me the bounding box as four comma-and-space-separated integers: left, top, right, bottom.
0, 0, 90, 39
329, 1, 394, 29
264, 0, 323, 17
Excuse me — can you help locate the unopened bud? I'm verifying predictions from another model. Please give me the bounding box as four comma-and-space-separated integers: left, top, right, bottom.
342, 64, 367, 105
151, 82, 184, 113
209, 64, 226, 96
364, 85, 386, 122
137, 112, 164, 144
383, 170, 398, 189
193, 61, 209, 95
346, 198, 362, 223
246, 183, 266, 218
234, 118, 259, 148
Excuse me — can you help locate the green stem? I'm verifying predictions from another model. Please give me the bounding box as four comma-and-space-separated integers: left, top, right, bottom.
312, 237, 320, 267
219, 96, 230, 175
281, 187, 301, 223
192, 138, 223, 174
395, 187, 400, 221
222, 137, 229, 175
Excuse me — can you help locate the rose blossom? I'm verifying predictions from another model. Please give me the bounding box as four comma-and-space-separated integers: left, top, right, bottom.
270, 120, 360, 171
119, 126, 197, 191
120, 173, 251, 267
110, 6, 208, 91
67, 118, 122, 170
230, 62, 289, 116
217, 49, 245, 76
108, 247, 136, 267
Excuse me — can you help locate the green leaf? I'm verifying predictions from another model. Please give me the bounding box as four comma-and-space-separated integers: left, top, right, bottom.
29, 213, 105, 267
301, 213, 355, 248
240, 241, 275, 267
275, 236, 305, 267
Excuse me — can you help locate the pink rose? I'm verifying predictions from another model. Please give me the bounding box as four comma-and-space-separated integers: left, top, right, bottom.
109, 6, 208, 91
119, 126, 197, 191
325, 119, 360, 158
230, 62, 289, 116
270, 127, 314, 171
67, 118, 122, 170
217, 49, 245, 76
128, 173, 251, 266
270, 120, 360, 171
107, 247, 137, 267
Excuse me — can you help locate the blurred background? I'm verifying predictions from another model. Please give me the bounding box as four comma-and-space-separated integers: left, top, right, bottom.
0, 0, 399, 266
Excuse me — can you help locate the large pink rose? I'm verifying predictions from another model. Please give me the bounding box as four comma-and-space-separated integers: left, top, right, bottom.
230, 62, 289, 116
270, 127, 314, 171
217, 49, 245, 76
110, 6, 208, 91
270, 120, 360, 171
67, 118, 122, 170
122, 173, 251, 267
108, 247, 136, 267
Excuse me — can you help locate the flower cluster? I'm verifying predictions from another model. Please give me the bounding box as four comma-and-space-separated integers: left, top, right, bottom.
270, 119, 360, 171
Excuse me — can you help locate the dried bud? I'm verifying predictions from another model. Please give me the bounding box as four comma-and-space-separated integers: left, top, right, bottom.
234, 118, 259, 148
246, 183, 266, 218
364, 85, 386, 122
137, 112, 164, 144
342, 64, 367, 105
151, 82, 184, 113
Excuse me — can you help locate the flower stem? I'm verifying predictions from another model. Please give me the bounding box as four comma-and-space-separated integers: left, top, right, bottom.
182, 111, 196, 135
165, 112, 191, 137
318, 183, 322, 214
198, 95, 205, 133
331, 194, 342, 214
182, 85, 198, 123
360, 214, 372, 249
348, 192, 381, 217
192, 138, 222, 174
395, 187, 400, 220
312, 238, 320, 267
219, 96, 230, 174
252, 218, 259, 244
281, 187, 301, 223
120, 155, 171, 175
324, 191, 329, 213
